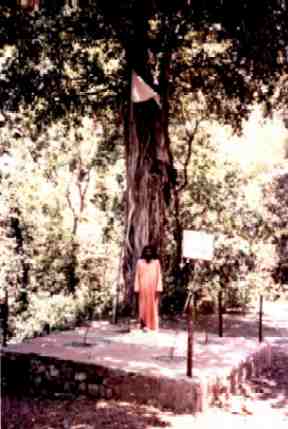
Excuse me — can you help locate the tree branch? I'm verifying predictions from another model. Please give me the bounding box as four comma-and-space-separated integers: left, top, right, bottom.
66, 185, 78, 236
177, 118, 201, 193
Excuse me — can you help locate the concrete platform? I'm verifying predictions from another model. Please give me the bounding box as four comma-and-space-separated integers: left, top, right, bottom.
1, 322, 272, 413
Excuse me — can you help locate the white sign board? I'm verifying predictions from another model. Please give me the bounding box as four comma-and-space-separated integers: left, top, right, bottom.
182, 230, 214, 261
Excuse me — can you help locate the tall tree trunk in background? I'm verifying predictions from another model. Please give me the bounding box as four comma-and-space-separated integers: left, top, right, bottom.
122, 11, 176, 306
9, 212, 29, 311
65, 155, 90, 294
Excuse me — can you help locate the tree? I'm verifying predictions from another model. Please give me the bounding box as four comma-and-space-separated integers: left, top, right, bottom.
0, 110, 125, 339
97, 0, 288, 304
1, 1, 288, 307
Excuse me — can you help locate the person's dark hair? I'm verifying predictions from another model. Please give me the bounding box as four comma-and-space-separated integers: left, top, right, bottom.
141, 245, 158, 261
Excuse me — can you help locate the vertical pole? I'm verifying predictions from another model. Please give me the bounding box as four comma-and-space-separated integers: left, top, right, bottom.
258, 295, 263, 343
218, 290, 223, 337
187, 305, 193, 377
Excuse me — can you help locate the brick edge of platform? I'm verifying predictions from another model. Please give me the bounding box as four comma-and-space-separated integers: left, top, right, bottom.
0, 342, 272, 413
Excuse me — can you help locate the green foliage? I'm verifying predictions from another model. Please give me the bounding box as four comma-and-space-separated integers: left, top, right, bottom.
163, 112, 288, 312
0, 103, 124, 340
13, 285, 113, 343
0, 5, 127, 341
1, 1, 288, 131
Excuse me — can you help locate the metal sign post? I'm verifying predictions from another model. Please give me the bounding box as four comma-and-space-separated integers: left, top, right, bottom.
184, 292, 194, 377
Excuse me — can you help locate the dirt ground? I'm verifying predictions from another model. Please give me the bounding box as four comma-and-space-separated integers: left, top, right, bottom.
2, 302, 288, 429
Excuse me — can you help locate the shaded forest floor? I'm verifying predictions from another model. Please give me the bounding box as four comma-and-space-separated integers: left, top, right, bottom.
161, 300, 288, 339
2, 301, 288, 429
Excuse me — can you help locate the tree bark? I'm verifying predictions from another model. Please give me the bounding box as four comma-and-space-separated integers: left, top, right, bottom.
122, 12, 175, 306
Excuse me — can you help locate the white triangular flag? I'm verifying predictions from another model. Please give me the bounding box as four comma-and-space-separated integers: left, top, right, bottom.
131, 71, 161, 107
20, 0, 40, 10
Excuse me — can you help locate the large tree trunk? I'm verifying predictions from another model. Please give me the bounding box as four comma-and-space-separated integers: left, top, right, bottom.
122, 11, 176, 306
123, 101, 171, 303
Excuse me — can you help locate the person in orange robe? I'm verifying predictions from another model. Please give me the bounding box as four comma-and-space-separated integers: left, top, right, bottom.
134, 245, 163, 331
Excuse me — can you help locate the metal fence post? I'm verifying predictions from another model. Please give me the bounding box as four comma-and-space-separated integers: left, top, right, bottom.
218, 290, 223, 337
258, 295, 263, 343
187, 310, 193, 377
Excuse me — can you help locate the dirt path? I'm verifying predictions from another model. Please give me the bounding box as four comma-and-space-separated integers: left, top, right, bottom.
2, 302, 288, 429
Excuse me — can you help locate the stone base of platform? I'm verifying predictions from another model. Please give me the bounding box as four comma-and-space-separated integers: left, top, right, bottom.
1, 341, 272, 413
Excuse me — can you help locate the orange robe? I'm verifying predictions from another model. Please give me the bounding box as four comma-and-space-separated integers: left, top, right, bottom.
134, 259, 163, 330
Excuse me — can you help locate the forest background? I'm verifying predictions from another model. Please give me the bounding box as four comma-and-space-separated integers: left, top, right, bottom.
1, 1, 288, 342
